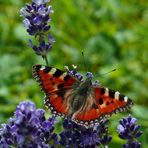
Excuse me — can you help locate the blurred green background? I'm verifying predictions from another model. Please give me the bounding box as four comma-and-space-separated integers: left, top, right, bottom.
0, 0, 148, 147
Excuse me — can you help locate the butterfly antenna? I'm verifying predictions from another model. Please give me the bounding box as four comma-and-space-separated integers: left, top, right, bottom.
95, 68, 116, 77
81, 51, 89, 72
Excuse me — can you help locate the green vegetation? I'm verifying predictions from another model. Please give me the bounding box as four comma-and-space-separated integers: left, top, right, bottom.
0, 0, 147, 147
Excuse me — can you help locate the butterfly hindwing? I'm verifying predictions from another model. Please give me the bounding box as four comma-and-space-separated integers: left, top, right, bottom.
32, 65, 76, 116
72, 87, 133, 126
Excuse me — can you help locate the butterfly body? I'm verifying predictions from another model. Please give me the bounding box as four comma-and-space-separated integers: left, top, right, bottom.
65, 77, 95, 118
33, 65, 133, 127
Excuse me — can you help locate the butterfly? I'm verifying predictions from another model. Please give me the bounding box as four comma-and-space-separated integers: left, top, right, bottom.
32, 65, 133, 127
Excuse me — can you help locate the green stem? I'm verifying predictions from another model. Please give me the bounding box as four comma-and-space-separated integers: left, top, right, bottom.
42, 55, 49, 66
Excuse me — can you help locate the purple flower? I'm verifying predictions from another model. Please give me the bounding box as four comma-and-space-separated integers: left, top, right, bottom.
86, 72, 94, 79
117, 115, 142, 148
20, 0, 53, 36
20, 0, 55, 61
0, 101, 58, 147
65, 65, 84, 81
29, 39, 52, 56
123, 141, 141, 148
59, 119, 112, 147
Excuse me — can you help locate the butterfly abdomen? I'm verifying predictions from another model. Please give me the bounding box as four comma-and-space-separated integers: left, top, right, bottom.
70, 79, 93, 111
72, 95, 85, 112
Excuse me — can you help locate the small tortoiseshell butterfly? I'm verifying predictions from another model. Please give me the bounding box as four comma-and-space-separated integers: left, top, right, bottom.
32, 65, 133, 127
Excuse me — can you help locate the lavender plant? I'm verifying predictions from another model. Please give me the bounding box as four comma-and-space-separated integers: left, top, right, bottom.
0, 101, 58, 148
59, 119, 112, 148
117, 115, 143, 148
20, 0, 55, 65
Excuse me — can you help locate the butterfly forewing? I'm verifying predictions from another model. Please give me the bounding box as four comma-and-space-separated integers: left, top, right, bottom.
95, 87, 133, 114
32, 65, 77, 116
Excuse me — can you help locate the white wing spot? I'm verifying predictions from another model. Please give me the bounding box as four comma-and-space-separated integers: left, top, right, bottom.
60, 72, 67, 80
115, 91, 120, 100
50, 107, 53, 110
124, 96, 128, 102
101, 103, 107, 108
105, 88, 109, 96
40, 66, 45, 70
53, 111, 57, 114
50, 68, 57, 74
85, 122, 88, 125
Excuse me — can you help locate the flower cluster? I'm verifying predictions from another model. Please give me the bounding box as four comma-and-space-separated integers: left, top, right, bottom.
20, 0, 55, 62
117, 115, 143, 148
69, 67, 100, 87
0, 101, 58, 148
70, 69, 84, 81
59, 119, 112, 148
20, 0, 53, 36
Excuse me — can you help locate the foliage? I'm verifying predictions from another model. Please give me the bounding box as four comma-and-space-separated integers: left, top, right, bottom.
0, 0, 148, 147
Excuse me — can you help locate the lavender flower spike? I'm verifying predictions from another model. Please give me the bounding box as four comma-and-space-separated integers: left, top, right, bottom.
20, 0, 53, 36
117, 115, 143, 148
0, 101, 58, 147
29, 39, 52, 57
20, 0, 55, 64
59, 119, 112, 148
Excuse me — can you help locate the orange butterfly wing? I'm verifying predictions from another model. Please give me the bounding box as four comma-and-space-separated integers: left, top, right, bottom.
32, 65, 76, 117
73, 87, 133, 126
